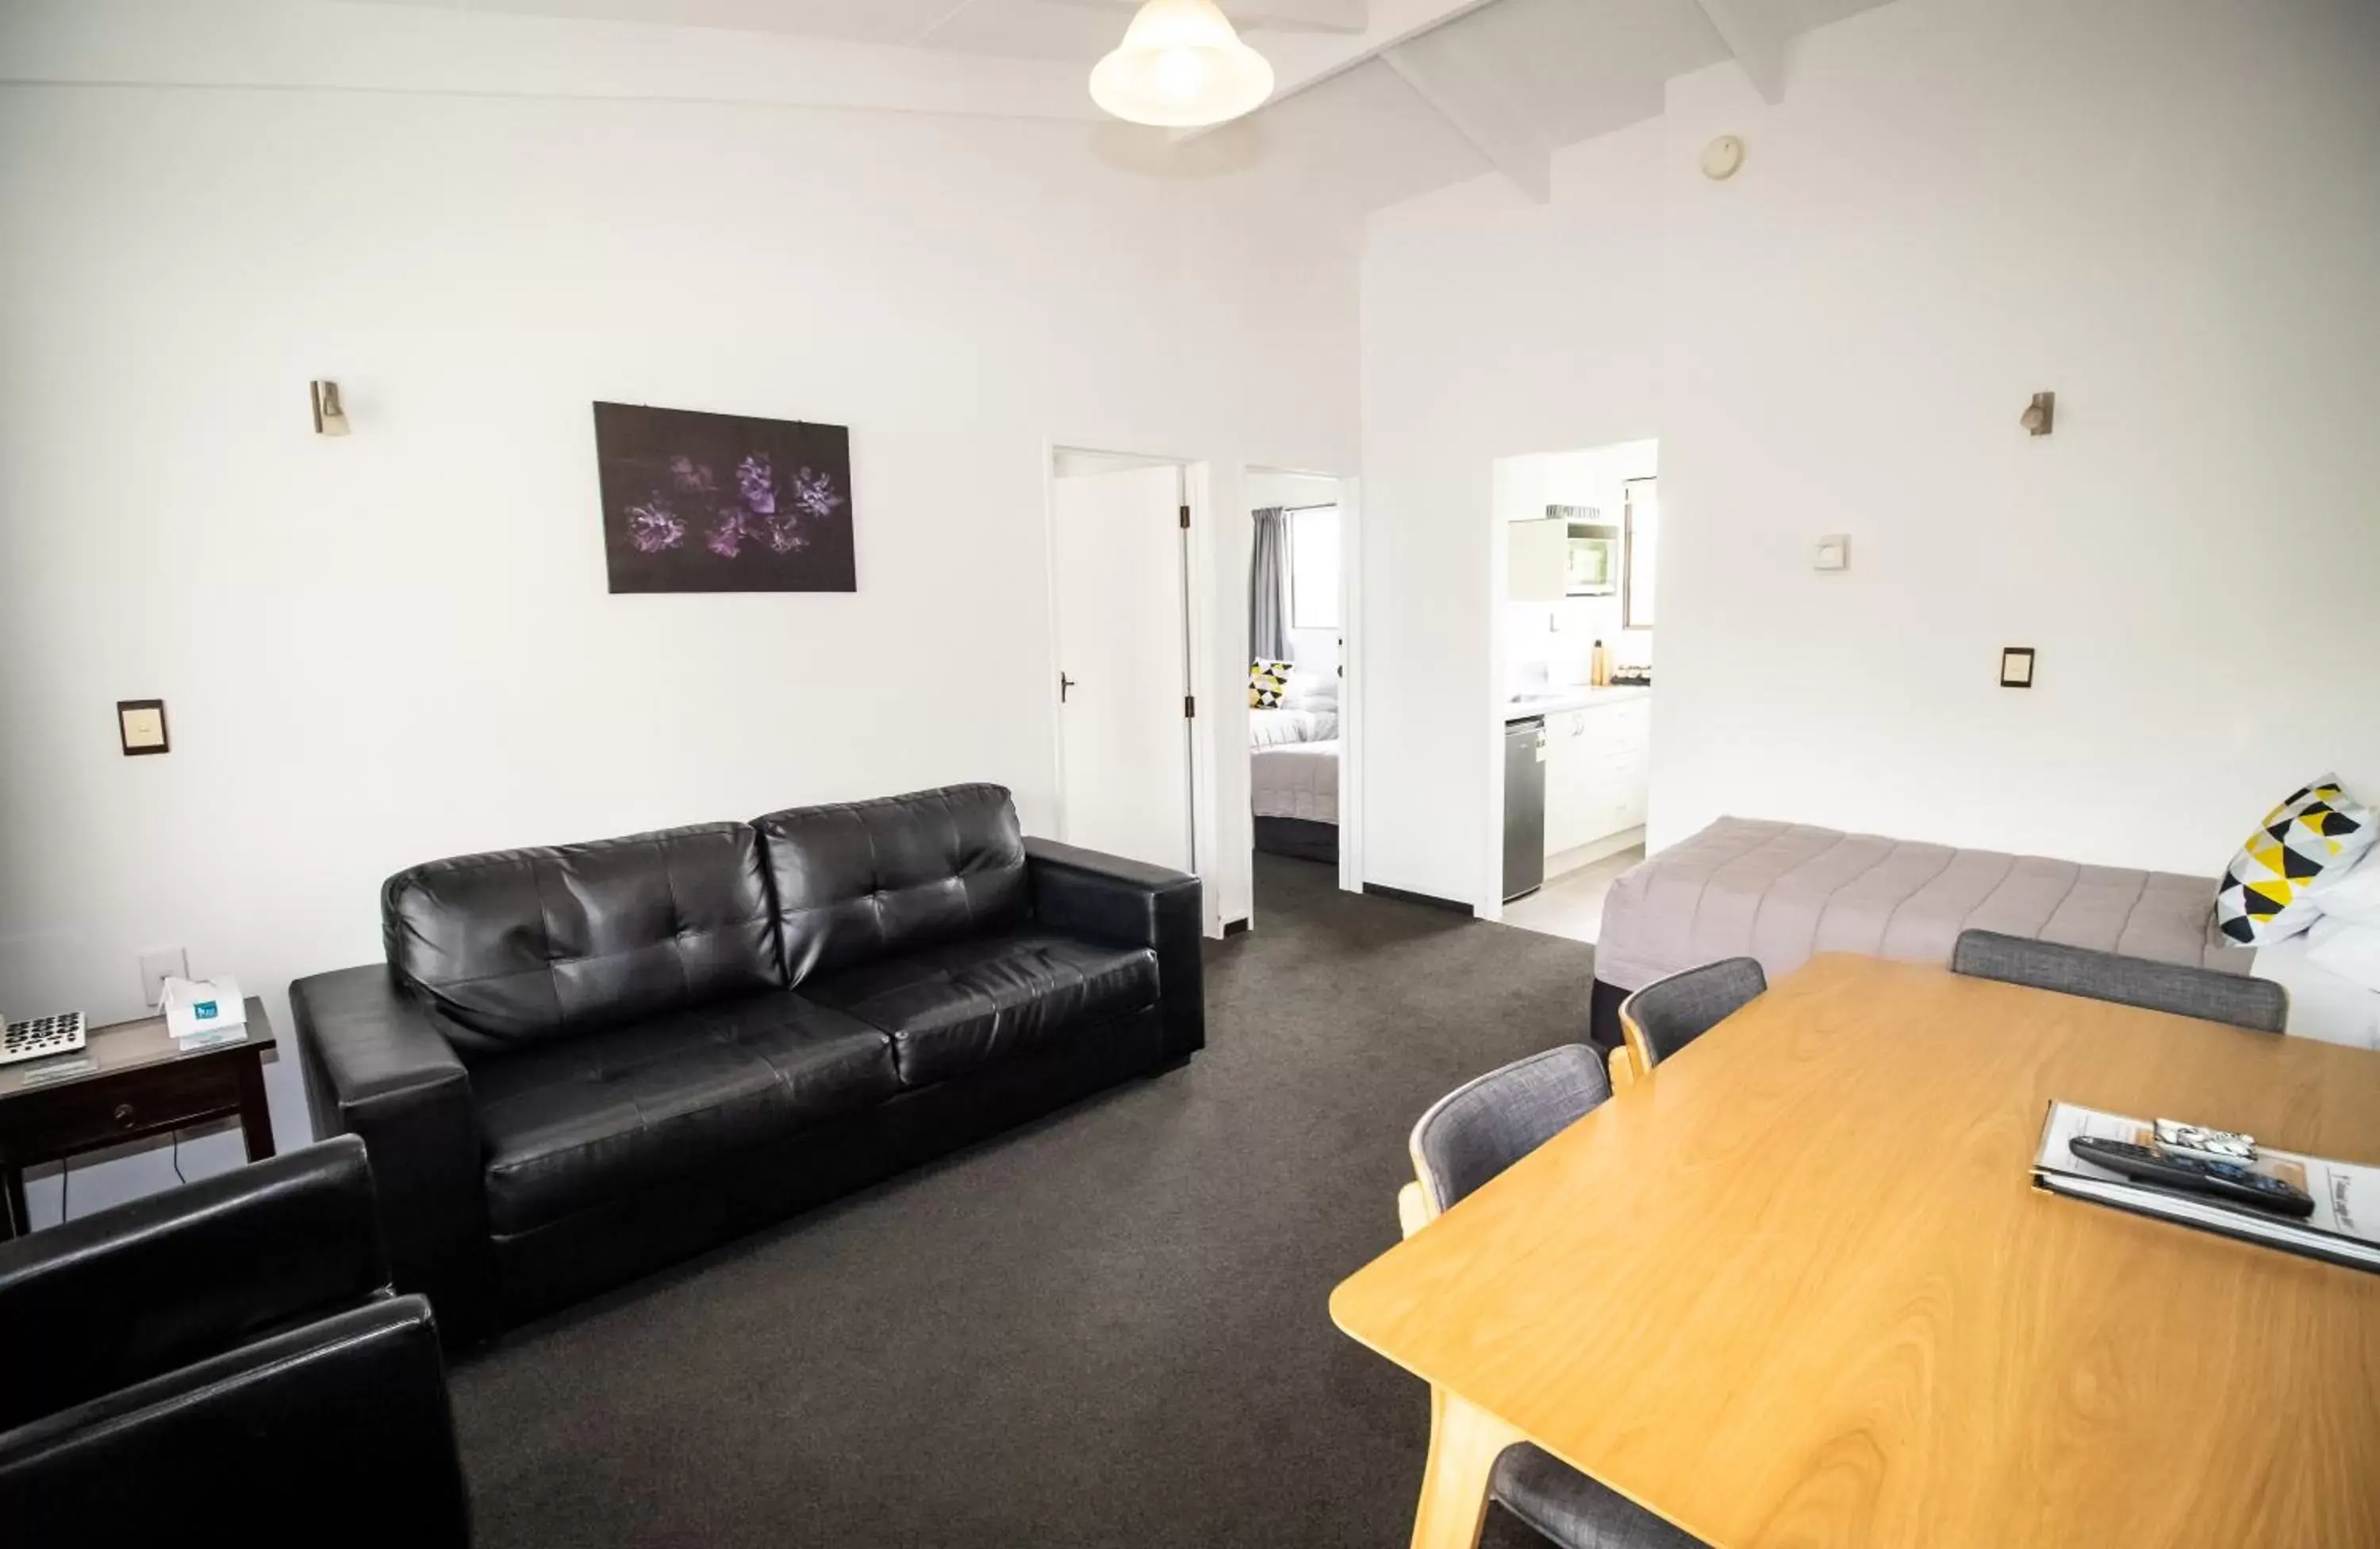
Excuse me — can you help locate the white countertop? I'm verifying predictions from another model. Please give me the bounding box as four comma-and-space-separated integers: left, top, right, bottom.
1503, 685, 1651, 721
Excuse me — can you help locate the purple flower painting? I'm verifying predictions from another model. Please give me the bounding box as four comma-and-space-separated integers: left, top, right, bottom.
593, 403, 856, 594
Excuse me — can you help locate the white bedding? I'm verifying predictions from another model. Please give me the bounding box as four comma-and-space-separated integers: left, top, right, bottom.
1250, 708, 1338, 748
2252, 934, 2380, 1051
1252, 739, 1338, 822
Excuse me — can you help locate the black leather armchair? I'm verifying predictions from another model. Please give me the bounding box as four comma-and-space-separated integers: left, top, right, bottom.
0, 1136, 470, 1546
296, 784, 1203, 1339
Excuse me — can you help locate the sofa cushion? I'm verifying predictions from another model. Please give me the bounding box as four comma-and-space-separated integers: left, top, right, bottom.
470, 994, 896, 1235
753, 784, 1029, 986
802, 932, 1158, 1088
383, 823, 784, 1058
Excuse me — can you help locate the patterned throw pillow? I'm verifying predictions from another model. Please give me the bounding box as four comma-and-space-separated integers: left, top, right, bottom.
1249, 659, 1293, 709
2214, 775, 2377, 945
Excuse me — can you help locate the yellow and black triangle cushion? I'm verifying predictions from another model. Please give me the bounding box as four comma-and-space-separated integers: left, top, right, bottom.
2214, 777, 2374, 945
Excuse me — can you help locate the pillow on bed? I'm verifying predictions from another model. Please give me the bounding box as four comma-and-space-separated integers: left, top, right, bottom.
2213, 774, 2377, 946
2312, 845, 2380, 928
2306, 918, 2380, 994
1282, 671, 1339, 710
1249, 659, 1293, 709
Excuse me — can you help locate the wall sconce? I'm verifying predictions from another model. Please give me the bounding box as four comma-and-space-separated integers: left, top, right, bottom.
2019, 391, 2055, 436
310, 379, 351, 437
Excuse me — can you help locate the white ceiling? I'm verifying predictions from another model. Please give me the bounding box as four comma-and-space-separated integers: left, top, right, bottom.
336, 0, 1898, 208
357, 0, 1355, 59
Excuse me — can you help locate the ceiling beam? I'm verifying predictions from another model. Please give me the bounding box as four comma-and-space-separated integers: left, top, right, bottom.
1380, 40, 1547, 202
1037, 0, 1371, 33
1223, 0, 1370, 30
1687, 0, 1787, 103
915, 0, 987, 45
1172, 0, 1501, 141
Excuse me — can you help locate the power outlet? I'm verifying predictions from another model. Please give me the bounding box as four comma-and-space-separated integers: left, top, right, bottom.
139, 947, 188, 1007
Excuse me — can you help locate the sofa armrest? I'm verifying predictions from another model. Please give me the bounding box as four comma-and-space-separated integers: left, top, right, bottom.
0, 1136, 385, 1429
0, 1294, 470, 1547
1024, 837, 1204, 1061
290, 967, 495, 1342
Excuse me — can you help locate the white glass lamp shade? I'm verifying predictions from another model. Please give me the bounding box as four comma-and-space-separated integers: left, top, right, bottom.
1089, 0, 1275, 129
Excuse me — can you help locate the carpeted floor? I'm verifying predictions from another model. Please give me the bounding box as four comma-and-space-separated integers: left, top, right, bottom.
449, 853, 1598, 1548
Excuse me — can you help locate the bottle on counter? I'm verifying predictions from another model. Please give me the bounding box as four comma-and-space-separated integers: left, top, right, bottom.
1589, 639, 1610, 688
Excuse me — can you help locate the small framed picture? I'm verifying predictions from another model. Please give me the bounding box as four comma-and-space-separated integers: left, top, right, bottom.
1999, 648, 2036, 689
117, 698, 169, 755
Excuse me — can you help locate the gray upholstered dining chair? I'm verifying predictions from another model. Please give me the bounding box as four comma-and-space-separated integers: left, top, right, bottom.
1949, 929, 2288, 1032
1396, 1047, 1708, 1549
1612, 957, 1768, 1084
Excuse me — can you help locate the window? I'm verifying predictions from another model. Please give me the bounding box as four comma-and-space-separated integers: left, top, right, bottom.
1622, 479, 1657, 629
1288, 506, 1341, 631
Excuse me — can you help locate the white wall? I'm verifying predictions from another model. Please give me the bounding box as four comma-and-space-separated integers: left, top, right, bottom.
1649, 0, 2380, 867
0, 70, 1357, 1221
1361, 0, 2380, 909
1361, 121, 1668, 905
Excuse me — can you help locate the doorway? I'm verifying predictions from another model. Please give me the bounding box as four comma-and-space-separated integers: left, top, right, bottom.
1049, 448, 1196, 874
1246, 467, 1359, 913
1486, 440, 1657, 939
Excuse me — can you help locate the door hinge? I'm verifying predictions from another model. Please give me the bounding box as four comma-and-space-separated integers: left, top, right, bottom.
1184, 694, 1196, 719
1179, 505, 1191, 530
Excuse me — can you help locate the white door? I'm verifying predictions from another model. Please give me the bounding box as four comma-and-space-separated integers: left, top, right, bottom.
1053, 464, 1194, 873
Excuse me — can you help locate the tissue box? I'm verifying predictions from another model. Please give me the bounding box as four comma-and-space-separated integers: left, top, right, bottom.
161, 977, 248, 1044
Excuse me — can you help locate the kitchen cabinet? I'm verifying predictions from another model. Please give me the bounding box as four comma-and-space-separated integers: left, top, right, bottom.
1507, 518, 1568, 603
1542, 694, 1649, 859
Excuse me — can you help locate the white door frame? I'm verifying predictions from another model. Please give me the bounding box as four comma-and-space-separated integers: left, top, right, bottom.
1337, 475, 1364, 894
1480, 457, 1514, 921
1042, 444, 1223, 936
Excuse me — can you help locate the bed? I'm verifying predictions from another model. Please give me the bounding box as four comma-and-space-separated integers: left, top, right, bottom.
1592, 817, 2380, 1051
1251, 705, 1338, 863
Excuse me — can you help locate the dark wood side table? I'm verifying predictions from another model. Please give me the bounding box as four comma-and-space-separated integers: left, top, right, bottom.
0, 997, 276, 1240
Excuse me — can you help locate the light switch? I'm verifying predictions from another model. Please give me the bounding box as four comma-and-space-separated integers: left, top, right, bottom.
1813, 536, 1850, 571
2000, 648, 2036, 688
117, 699, 169, 755
140, 947, 187, 1006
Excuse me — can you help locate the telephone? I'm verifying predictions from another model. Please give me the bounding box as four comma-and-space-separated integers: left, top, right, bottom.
2, 1009, 86, 1066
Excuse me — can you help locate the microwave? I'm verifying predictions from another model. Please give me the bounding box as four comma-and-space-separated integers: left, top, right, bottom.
1549, 505, 1620, 597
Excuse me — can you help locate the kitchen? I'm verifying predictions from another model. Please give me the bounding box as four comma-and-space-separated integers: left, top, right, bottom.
1494, 439, 1656, 941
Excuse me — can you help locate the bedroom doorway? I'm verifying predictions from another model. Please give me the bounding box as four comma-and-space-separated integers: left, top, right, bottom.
1049, 448, 1199, 875
1246, 467, 1359, 911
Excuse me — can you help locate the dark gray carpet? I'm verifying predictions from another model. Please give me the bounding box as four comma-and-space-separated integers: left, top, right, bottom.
449, 854, 1595, 1548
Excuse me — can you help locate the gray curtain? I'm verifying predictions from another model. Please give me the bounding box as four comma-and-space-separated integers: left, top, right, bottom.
1250, 508, 1290, 663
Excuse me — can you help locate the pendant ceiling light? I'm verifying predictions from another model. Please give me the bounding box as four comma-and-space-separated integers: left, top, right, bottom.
1090, 0, 1276, 129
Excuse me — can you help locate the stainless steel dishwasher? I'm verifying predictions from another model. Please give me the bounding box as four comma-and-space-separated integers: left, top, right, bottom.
1503, 716, 1546, 901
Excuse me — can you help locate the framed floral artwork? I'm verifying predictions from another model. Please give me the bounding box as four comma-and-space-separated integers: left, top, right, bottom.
593, 402, 856, 593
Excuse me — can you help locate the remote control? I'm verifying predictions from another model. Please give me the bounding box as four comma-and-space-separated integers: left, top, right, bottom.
2068, 1136, 2315, 1220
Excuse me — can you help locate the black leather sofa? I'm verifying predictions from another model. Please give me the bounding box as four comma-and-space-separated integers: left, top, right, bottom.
0, 1136, 470, 1546
292, 783, 1202, 1341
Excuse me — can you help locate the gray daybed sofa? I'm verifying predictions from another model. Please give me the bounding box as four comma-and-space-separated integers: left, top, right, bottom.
1589, 817, 2255, 1044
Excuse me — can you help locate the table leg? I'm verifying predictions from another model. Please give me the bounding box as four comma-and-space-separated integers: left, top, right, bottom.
234, 1051, 277, 1161
1410, 1390, 1526, 1549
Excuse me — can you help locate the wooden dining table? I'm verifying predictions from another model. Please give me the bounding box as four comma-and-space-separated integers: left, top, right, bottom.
1330, 954, 2380, 1548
